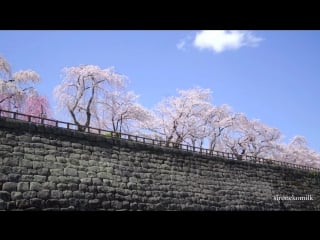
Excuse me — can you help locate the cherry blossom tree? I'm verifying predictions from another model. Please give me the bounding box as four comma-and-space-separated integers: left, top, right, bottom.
272, 136, 320, 168
94, 89, 151, 134
0, 55, 48, 118
53, 65, 126, 131
54, 64, 148, 133
220, 114, 281, 159
143, 87, 214, 147
23, 93, 51, 122
202, 104, 233, 151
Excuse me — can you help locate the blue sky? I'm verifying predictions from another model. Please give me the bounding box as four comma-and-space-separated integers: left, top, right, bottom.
0, 30, 319, 152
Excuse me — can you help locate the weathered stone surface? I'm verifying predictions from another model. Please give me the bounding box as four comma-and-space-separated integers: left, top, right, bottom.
42, 182, 56, 190
30, 182, 43, 191
22, 191, 37, 199
61, 206, 75, 211
97, 172, 110, 179
11, 191, 23, 200
33, 161, 43, 169
20, 159, 33, 168
0, 173, 8, 182
17, 182, 29, 192
73, 191, 85, 199
8, 173, 21, 182
0, 191, 11, 201
1, 118, 320, 211
39, 168, 49, 175
16, 199, 30, 209
0, 199, 5, 210
2, 182, 17, 192
30, 198, 43, 208
63, 190, 73, 198
37, 190, 50, 199
48, 176, 59, 183
57, 183, 68, 191
21, 175, 33, 181
68, 183, 78, 191
79, 184, 88, 191
51, 190, 62, 199
78, 171, 87, 178
46, 199, 60, 208
0, 144, 13, 151
33, 175, 47, 183
92, 178, 102, 185
3, 158, 19, 167
64, 168, 78, 176
80, 178, 92, 184
50, 169, 63, 176
44, 155, 56, 161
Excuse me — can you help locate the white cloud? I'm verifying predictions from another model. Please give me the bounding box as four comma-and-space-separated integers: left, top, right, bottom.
193, 30, 262, 53
176, 35, 193, 51
176, 39, 186, 50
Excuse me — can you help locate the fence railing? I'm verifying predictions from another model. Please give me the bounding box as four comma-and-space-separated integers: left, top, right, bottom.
1, 109, 320, 173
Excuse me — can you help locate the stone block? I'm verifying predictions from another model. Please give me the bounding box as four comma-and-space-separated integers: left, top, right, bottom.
48, 176, 59, 183
11, 191, 23, 200
97, 172, 110, 179
63, 190, 73, 198
16, 199, 30, 209
17, 182, 29, 192
102, 201, 111, 209
42, 182, 56, 190
0, 173, 8, 182
21, 175, 33, 181
68, 183, 78, 191
85, 192, 94, 199
51, 190, 62, 199
8, 173, 21, 182
92, 178, 102, 186
88, 186, 97, 193
2, 182, 17, 192
30, 182, 43, 191
50, 169, 63, 176
0, 200, 5, 210
57, 183, 68, 191
3, 158, 19, 167
0, 191, 11, 201
33, 175, 47, 183
37, 190, 50, 200
79, 184, 88, 191
59, 199, 69, 208
88, 199, 100, 208
30, 198, 43, 208
20, 159, 33, 168
39, 168, 49, 175
33, 161, 43, 169
80, 178, 92, 184
78, 171, 87, 178
44, 155, 56, 161
22, 191, 37, 199
46, 199, 60, 208
64, 168, 78, 176
73, 191, 85, 199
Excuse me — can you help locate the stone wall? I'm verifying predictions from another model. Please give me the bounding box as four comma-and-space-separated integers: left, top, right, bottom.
0, 117, 320, 211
